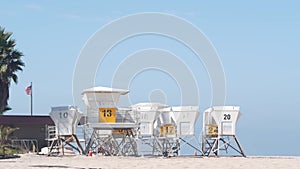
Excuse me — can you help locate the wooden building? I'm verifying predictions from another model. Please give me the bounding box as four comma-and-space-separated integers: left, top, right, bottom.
0, 115, 54, 151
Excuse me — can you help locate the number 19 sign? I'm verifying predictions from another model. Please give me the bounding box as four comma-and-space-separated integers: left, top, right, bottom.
99, 108, 116, 123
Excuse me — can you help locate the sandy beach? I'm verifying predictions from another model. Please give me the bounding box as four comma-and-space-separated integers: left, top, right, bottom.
0, 154, 299, 169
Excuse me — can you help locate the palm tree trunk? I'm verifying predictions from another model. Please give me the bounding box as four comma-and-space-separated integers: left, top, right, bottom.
0, 80, 9, 114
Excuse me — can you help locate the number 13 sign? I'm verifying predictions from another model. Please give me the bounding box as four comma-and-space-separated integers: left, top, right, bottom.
99, 108, 116, 123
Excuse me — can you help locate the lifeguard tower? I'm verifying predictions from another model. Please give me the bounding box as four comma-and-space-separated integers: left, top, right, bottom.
48, 106, 84, 155
154, 106, 201, 157
172, 106, 202, 155
202, 106, 245, 157
131, 102, 168, 155
154, 107, 178, 156
82, 86, 138, 156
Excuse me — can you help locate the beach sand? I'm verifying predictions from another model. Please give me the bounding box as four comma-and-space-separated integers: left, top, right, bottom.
0, 154, 299, 169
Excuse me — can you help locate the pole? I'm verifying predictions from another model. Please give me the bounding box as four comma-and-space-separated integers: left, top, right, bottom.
30, 82, 33, 116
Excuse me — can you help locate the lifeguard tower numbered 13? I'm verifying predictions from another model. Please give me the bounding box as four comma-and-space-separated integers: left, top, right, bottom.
82, 86, 138, 156
202, 106, 246, 157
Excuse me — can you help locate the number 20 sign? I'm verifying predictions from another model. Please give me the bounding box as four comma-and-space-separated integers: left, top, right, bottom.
223, 113, 231, 121
99, 108, 116, 123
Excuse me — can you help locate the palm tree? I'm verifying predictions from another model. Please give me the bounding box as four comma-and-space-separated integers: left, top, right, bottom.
0, 125, 19, 145
0, 26, 25, 114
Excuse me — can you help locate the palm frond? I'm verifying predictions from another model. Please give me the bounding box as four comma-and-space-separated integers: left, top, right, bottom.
11, 73, 18, 84
11, 50, 23, 59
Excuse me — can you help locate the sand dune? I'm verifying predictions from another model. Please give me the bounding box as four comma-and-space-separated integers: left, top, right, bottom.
0, 154, 299, 169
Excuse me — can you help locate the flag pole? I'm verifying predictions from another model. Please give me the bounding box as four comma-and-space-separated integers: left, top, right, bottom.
30, 82, 33, 116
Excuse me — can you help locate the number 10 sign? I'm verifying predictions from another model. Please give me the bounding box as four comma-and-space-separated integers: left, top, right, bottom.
99, 108, 116, 123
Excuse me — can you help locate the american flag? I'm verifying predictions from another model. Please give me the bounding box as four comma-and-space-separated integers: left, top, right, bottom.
25, 85, 32, 95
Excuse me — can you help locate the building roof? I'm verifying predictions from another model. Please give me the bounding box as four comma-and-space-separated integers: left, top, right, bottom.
0, 115, 54, 125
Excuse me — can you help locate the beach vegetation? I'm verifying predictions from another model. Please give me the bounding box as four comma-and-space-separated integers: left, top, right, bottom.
0, 26, 25, 114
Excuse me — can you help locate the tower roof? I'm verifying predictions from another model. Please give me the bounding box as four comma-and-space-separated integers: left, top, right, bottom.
81, 86, 129, 95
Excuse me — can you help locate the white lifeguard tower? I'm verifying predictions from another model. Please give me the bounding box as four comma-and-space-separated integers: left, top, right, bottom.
131, 103, 201, 157
172, 106, 202, 155
48, 106, 84, 155
131, 102, 168, 155
82, 86, 138, 156
202, 106, 245, 157
154, 106, 201, 156
131, 103, 167, 137
154, 107, 178, 156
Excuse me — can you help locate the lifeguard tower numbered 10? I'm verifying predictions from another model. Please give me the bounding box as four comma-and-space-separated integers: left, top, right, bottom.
82, 86, 138, 156
48, 106, 84, 156
202, 106, 245, 157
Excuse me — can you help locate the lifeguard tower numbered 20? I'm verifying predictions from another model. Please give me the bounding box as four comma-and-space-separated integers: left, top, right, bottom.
202, 106, 246, 157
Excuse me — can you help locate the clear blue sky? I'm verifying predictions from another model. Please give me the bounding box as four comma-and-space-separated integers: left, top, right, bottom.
1, 1, 300, 156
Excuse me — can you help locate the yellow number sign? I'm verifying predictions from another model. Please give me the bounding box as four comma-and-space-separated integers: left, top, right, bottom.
160, 125, 176, 137
208, 125, 218, 136
112, 129, 126, 135
99, 108, 116, 123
